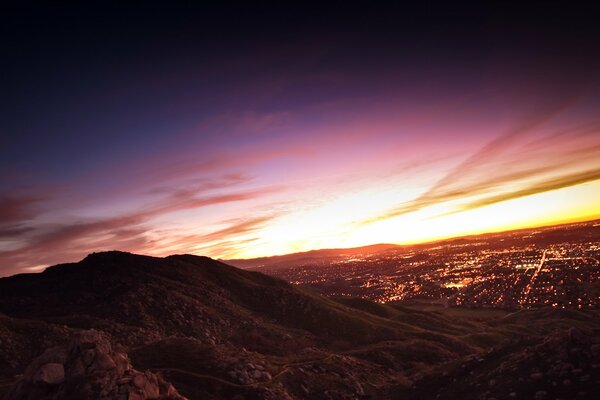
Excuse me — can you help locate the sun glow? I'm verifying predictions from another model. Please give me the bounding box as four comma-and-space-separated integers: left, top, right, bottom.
230, 179, 600, 259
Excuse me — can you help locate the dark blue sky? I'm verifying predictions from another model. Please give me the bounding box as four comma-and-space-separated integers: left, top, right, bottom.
3, 2, 596, 181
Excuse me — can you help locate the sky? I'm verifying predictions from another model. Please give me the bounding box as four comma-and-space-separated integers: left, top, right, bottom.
1, 2, 600, 276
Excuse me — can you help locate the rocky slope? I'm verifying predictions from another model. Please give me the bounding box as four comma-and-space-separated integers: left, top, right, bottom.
4, 330, 185, 400
0, 251, 598, 399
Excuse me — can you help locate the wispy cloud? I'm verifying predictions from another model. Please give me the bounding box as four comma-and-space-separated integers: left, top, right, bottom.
357, 104, 600, 227
450, 168, 600, 214
413, 101, 574, 206
194, 216, 276, 243
0, 225, 35, 238
0, 184, 283, 276
139, 216, 277, 256
0, 194, 46, 225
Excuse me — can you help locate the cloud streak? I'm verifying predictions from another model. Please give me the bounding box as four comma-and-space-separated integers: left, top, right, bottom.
451, 168, 600, 214
0, 184, 283, 276
0, 194, 46, 225
357, 105, 600, 227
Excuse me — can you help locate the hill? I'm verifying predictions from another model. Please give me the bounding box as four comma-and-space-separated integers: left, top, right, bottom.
0, 251, 598, 399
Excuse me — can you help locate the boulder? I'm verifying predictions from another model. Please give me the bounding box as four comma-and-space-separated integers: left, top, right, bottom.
34, 363, 65, 385
3, 329, 187, 400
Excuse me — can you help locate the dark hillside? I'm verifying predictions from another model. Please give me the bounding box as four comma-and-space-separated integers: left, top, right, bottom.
0, 252, 597, 399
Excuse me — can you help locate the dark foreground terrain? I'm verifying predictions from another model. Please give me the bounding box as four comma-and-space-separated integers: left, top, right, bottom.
0, 251, 598, 399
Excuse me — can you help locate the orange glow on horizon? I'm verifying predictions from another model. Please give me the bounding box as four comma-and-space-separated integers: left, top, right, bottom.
200, 178, 600, 260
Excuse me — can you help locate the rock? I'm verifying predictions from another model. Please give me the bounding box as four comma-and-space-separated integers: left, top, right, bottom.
133, 373, 147, 388
68, 359, 86, 378
354, 381, 364, 396
144, 380, 160, 398
114, 352, 130, 375
34, 363, 65, 385
3, 329, 187, 400
92, 352, 117, 370
82, 349, 96, 366
251, 369, 262, 379
300, 384, 309, 394
128, 392, 144, 400
534, 390, 547, 399
530, 372, 544, 380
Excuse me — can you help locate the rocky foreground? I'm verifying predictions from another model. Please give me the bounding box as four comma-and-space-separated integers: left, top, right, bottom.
4, 330, 184, 400
0, 251, 598, 399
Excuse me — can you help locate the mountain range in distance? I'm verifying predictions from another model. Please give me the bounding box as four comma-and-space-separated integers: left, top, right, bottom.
224, 243, 400, 269
224, 219, 600, 269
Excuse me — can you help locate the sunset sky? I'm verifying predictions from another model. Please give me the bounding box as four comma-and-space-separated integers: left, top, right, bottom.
1, 3, 600, 276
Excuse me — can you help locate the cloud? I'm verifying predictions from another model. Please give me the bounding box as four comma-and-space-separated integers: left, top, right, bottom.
450, 168, 600, 214
0, 194, 45, 225
144, 172, 253, 196
50, 139, 311, 218
416, 100, 574, 203
136, 185, 284, 221
194, 237, 262, 259
0, 225, 35, 238
0, 193, 50, 244
138, 216, 276, 258
194, 216, 275, 243
94, 141, 311, 198
0, 185, 283, 276
357, 105, 600, 227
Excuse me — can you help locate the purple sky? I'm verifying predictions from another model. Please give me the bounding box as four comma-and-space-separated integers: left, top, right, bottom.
1, 3, 600, 275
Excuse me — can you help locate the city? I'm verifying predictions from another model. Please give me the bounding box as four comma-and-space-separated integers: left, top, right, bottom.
251, 221, 600, 310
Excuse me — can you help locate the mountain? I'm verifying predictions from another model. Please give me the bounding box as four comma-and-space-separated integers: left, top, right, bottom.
224, 243, 400, 269
3, 329, 186, 400
0, 251, 598, 399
